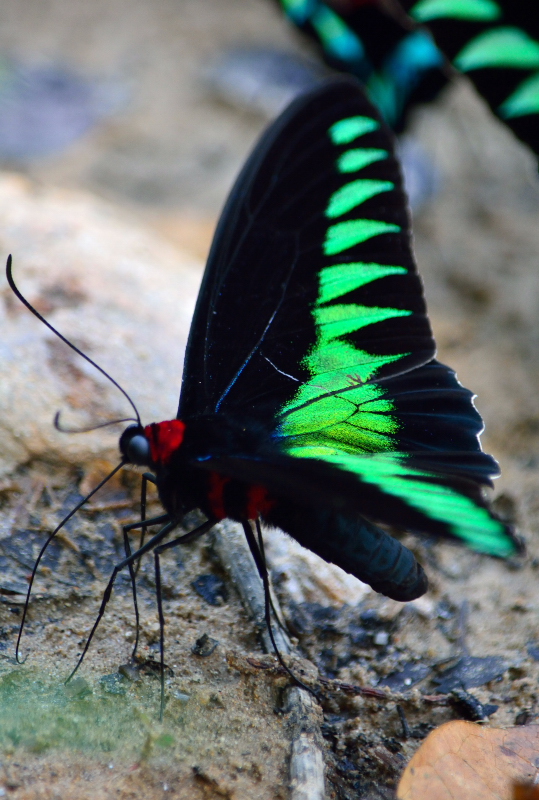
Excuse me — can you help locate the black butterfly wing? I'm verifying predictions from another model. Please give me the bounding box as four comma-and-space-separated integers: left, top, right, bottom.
402, 0, 539, 158
188, 357, 519, 556
274, 0, 539, 159
273, 0, 449, 131
179, 78, 435, 421
178, 78, 517, 557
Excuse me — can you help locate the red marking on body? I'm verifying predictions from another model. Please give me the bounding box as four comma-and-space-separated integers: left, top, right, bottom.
144, 419, 185, 465
246, 485, 275, 520
207, 472, 231, 521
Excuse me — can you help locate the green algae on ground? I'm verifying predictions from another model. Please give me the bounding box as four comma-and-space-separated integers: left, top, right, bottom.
0, 664, 181, 759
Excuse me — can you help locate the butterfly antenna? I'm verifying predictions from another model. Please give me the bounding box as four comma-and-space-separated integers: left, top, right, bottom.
54, 411, 139, 434
15, 460, 125, 664
6, 255, 141, 426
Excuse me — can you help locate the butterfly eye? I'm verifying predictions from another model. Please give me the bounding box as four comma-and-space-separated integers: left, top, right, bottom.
125, 434, 151, 465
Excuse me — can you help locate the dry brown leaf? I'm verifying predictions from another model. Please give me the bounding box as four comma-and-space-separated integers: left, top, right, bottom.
513, 784, 539, 800
397, 721, 539, 800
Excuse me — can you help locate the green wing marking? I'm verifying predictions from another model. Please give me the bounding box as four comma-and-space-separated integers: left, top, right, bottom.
329, 116, 379, 144
337, 148, 388, 173
318, 263, 407, 304
454, 27, 539, 72
410, 0, 501, 23
277, 108, 512, 556
285, 448, 514, 556
408, 2, 539, 130
501, 72, 539, 119
280, 110, 411, 436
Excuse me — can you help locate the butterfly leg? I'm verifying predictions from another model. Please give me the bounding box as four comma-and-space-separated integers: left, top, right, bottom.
241, 519, 315, 697
134, 473, 158, 574
122, 512, 171, 660
66, 515, 191, 686
151, 519, 216, 720
16, 461, 125, 665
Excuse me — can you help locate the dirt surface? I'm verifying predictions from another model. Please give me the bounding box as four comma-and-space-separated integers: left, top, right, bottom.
1, 2, 539, 799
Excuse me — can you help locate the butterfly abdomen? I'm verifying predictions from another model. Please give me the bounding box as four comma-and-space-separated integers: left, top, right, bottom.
265, 500, 428, 602
205, 472, 276, 521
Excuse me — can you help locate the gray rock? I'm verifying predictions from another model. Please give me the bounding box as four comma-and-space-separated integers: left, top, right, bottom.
0, 173, 203, 474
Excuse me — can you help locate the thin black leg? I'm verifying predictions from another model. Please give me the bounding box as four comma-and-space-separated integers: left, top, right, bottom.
134, 473, 157, 575
122, 528, 141, 659
66, 517, 216, 723
16, 460, 125, 664
241, 520, 313, 695
122, 509, 170, 659
255, 518, 288, 635
152, 520, 216, 720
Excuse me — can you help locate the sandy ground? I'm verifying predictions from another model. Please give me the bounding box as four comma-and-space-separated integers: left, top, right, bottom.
1, 1, 539, 799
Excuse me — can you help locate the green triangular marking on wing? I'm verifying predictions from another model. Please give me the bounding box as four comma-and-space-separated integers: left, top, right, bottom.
329, 116, 379, 145
500, 72, 539, 119
337, 148, 388, 174
284, 449, 513, 556
455, 28, 539, 72
324, 220, 400, 255
315, 303, 410, 340
410, 0, 501, 22
326, 179, 394, 218
319, 263, 407, 304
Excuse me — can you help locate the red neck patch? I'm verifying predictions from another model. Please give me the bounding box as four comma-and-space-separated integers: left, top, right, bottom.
144, 419, 185, 465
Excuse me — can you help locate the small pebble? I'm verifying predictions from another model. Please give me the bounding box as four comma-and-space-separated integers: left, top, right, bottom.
119, 663, 141, 682
191, 633, 219, 657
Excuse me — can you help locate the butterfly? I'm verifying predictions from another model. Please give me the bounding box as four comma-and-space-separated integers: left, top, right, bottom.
8, 77, 520, 710
275, 0, 539, 158
117, 76, 518, 591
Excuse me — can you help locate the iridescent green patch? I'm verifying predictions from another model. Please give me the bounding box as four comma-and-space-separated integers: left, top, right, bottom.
315, 303, 410, 341
329, 116, 379, 145
500, 72, 539, 118
318, 263, 407, 304
311, 5, 365, 62
410, 0, 501, 22
285, 449, 514, 555
324, 220, 400, 255
326, 179, 394, 218
336, 148, 388, 173
455, 27, 539, 72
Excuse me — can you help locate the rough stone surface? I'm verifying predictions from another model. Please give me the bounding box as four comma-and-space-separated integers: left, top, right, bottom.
0, 173, 202, 475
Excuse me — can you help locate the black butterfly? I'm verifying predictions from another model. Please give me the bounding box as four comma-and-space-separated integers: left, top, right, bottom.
8, 78, 519, 710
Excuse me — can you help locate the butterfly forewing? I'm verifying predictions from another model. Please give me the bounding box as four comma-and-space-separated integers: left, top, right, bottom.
179, 79, 435, 421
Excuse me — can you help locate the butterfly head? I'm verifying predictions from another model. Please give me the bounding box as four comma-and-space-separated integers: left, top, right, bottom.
120, 419, 186, 468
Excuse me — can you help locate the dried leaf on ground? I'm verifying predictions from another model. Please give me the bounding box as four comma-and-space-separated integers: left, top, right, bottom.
397, 720, 539, 800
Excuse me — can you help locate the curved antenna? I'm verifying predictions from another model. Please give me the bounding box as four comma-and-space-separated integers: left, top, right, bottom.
15, 460, 125, 664
6, 255, 141, 426
54, 411, 139, 434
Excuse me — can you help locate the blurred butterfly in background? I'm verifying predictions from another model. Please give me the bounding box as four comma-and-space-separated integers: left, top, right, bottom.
275, 0, 539, 158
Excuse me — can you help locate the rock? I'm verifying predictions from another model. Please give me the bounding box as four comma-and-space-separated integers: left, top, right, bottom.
0, 173, 203, 475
